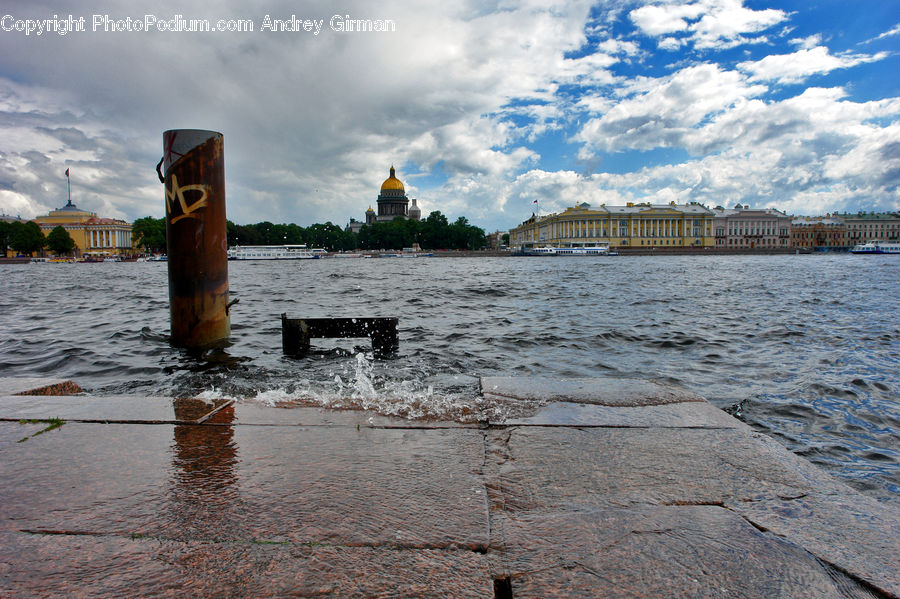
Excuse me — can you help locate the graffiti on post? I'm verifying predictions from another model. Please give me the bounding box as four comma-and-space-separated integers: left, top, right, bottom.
166, 174, 210, 224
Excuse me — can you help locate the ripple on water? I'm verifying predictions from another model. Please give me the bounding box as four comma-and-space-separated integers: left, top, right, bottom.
1, 256, 898, 502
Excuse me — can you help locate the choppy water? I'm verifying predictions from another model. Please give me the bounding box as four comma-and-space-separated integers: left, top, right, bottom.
1, 255, 898, 502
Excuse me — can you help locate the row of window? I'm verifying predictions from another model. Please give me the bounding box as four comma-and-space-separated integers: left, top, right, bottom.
722, 239, 789, 246
718, 228, 789, 236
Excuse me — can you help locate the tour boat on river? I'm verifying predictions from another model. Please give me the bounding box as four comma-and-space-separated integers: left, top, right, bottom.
227, 245, 324, 260
523, 244, 612, 256
850, 240, 900, 254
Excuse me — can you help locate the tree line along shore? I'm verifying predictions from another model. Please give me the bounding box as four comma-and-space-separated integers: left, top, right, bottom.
1, 211, 494, 257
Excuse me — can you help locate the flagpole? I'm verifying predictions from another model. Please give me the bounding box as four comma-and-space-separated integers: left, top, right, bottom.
65, 168, 70, 205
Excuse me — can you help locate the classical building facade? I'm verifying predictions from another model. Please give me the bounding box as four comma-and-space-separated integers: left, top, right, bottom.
838, 212, 900, 244
711, 205, 792, 249
791, 217, 847, 250
509, 202, 715, 251
33, 200, 132, 257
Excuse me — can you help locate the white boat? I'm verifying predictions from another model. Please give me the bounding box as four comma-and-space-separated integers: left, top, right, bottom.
850, 240, 900, 254
556, 246, 610, 255
523, 244, 611, 256
525, 246, 557, 255
227, 245, 322, 260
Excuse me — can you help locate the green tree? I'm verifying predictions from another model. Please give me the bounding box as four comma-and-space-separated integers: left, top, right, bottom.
285, 223, 305, 244
305, 222, 348, 251
46, 225, 75, 255
223, 212, 485, 253
132, 216, 166, 253
422, 211, 449, 249
453, 217, 485, 250
357, 224, 374, 249
425, 211, 449, 228
0, 221, 11, 255
251, 221, 279, 244
10, 221, 46, 256
227, 221, 261, 246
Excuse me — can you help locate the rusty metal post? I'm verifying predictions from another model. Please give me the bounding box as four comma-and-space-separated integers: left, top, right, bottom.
159, 129, 230, 348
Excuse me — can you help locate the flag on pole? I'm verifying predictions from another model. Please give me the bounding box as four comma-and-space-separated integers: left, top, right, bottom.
65, 168, 69, 177
532, 199, 538, 204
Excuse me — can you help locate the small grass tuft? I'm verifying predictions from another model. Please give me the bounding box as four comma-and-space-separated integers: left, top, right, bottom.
17, 417, 65, 442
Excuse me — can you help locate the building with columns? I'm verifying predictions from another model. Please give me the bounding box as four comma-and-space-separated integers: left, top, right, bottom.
838, 212, 900, 245
509, 202, 715, 251
791, 217, 847, 250
711, 205, 792, 249
33, 200, 133, 257
371, 166, 410, 223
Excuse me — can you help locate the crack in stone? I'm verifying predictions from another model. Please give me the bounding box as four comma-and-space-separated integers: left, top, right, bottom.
483, 428, 514, 586
661, 500, 726, 507
818, 558, 894, 599
18, 529, 489, 553
718, 509, 896, 599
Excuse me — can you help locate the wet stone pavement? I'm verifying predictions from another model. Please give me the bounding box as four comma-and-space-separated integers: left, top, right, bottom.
0, 376, 898, 598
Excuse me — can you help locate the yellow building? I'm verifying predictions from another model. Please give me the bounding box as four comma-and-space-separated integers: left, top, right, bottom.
509, 202, 716, 251
33, 200, 133, 257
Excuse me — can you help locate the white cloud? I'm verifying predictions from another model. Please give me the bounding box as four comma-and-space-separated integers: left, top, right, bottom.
823, 123, 900, 185
861, 22, 900, 44
790, 34, 823, 50
658, 37, 684, 51
630, 0, 787, 50
689, 0, 786, 50
738, 46, 889, 84
0, 0, 595, 229
596, 38, 641, 56
0, 190, 50, 219
566, 86, 900, 218
630, 3, 703, 36
574, 63, 767, 152
1, 0, 897, 234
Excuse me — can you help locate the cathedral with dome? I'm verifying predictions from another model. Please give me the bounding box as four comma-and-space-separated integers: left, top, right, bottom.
347, 166, 421, 233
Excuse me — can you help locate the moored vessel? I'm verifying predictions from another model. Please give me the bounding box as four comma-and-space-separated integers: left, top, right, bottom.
522, 243, 612, 256
850, 240, 900, 254
227, 245, 322, 260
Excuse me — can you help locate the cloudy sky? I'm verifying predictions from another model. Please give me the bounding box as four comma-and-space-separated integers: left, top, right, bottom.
1, 0, 898, 232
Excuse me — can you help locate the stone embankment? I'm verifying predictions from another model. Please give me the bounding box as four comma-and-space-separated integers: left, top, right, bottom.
1, 376, 897, 597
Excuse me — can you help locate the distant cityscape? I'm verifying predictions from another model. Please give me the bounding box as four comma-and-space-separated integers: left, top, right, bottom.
1, 166, 898, 258
509, 202, 899, 253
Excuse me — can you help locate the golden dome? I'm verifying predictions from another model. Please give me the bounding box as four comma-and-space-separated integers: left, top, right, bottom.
380, 166, 405, 192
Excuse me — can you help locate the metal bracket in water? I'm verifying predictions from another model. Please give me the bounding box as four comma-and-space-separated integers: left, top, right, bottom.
281, 314, 399, 357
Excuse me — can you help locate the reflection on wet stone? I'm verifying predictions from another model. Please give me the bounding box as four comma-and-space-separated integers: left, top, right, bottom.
172, 396, 232, 422
165, 404, 241, 541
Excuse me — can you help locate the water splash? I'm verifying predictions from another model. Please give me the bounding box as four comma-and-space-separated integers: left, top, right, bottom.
226, 352, 495, 423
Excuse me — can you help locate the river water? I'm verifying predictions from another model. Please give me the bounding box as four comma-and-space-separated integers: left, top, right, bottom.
1, 255, 898, 502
